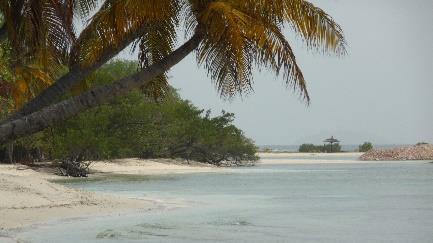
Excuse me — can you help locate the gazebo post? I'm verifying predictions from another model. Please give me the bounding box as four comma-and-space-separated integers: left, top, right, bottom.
323, 136, 340, 153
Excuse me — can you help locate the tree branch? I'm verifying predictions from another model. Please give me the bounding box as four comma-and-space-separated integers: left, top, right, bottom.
0, 32, 203, 144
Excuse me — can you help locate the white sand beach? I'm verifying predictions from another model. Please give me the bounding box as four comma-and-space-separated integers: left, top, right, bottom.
0, 159, 223, 232
89, 158, 221, 175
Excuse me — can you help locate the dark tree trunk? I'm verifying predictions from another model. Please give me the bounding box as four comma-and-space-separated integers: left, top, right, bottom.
7, 143, 13, 164
0, 24, 7, 41
0, 33, 202, 144
1, 25, 149, 125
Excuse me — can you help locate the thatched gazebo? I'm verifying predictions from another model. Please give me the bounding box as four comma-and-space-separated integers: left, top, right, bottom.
323, 136, 340, 153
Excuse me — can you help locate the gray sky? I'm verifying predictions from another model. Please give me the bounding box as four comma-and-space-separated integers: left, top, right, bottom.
120, 0, 433, 145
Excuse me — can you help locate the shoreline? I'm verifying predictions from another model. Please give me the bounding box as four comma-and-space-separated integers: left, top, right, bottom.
257, 152, 382, 165
1, 152, 418, 238
258, 152, 363, 158
0, 158, 224, 233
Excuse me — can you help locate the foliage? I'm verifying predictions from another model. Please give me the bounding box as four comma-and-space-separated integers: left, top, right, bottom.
44, 94, 258, 165
298, 144, 322, 153
359, 142, 373, 152
0, 60, 258, 165
0, 40, 57, 110
323, 143, 341, 153
299, 143, 341, 153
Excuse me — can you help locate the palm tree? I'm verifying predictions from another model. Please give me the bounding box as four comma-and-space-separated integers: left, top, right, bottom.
0, 0, 346, 144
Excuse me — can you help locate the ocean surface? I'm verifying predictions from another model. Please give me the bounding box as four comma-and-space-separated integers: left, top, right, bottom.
259, 144, 410, 152
15, 155, 433, 243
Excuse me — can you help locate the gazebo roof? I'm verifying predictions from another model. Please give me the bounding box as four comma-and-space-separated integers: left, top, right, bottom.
323, 136, 340, 143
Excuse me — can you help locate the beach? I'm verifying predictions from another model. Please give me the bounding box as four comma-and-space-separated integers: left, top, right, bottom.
0, 159, 222, 233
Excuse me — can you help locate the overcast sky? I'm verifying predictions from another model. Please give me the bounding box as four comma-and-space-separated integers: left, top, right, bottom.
118, 0, 433, 145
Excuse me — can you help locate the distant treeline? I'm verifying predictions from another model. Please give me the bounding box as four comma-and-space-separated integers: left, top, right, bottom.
0, 61, 258, 166
297, 142, 374, 153
298, 144, 342, 153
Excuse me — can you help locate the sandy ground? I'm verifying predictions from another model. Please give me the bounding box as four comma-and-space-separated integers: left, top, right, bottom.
90, 158, 221, 175
0, 158, 222, 235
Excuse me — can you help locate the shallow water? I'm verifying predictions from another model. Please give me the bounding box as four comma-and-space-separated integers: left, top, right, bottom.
15, 157, 433, 243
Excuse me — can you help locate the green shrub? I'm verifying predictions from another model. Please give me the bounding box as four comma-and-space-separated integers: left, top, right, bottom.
299, 144, 322, 153
359, 142, 373, 152
298, 143, 341, 153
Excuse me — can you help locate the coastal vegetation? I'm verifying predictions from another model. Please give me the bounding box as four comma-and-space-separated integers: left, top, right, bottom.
0, 0, 346, 144
0, 61, 258, 167
298, 143, 342, 153
358, 142, 373, 152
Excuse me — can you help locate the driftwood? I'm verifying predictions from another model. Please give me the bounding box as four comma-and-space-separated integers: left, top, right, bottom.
57, 154, 92, 177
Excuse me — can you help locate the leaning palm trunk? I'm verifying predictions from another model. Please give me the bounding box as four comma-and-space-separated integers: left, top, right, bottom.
1, 26, 148, 126
0, 33, 202, 144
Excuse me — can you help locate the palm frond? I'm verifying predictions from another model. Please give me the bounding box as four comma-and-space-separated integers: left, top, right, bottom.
74, 0, 98, 18
134, 20, 177, 100
0, 0, 76, 109
72, 0, 181, 68
196, 1, 310, 101
0, 0, 75, 79
197, 2, 253, 97
232, 0, 347, 55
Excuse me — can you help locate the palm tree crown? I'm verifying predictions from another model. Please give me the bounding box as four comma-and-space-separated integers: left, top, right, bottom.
1, 0, 345, 108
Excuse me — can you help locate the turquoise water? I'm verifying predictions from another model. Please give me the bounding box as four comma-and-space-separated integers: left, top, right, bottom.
15, 158, 433, 242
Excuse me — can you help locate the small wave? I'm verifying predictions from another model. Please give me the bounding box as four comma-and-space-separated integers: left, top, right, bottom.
135, 223, 176, 230
96, 229, 121, 239
208, 219, 254, 227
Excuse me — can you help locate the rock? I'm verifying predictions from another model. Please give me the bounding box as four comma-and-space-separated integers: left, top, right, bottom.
360, 144, 433, 161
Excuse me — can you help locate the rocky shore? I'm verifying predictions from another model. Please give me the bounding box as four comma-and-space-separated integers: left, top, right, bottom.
360, 144, 433, 161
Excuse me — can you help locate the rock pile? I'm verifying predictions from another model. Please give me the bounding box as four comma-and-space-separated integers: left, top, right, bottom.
360, 144, 433, 161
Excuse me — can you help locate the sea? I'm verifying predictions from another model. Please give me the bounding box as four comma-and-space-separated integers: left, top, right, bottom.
259, 144, 410, 152
12, 154, 433, 243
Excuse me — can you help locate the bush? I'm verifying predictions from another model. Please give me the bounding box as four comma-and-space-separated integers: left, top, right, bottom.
299, 143, 341, 153
359, 142, 373, 152
45, 96, 258, 165
323, 143, 341, 153
299, 144, 322, 153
